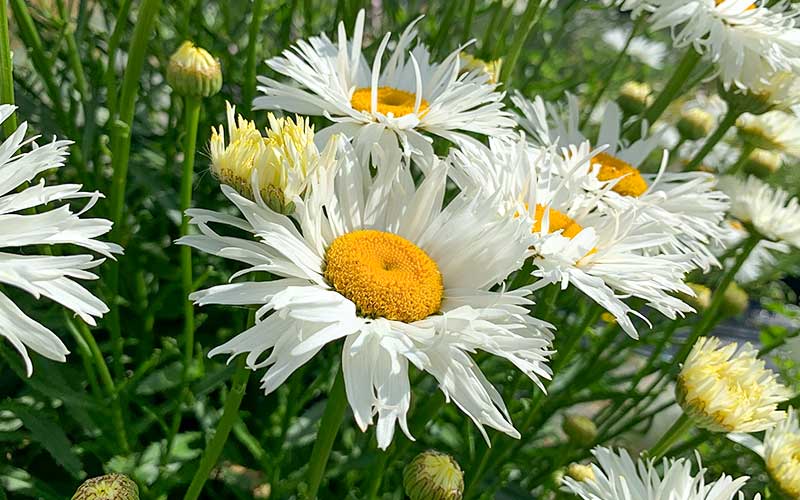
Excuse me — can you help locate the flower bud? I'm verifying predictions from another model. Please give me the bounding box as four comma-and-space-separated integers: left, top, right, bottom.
684, 283, 712, 311
459, 53, 502, 84
403, 450, 464, 500
720, 282, 748, 318
562, 414, 598, 447
72, 474, 138, 500
743, 148, 782, 178
617, 81, 653, 116
677, 108, 715, 141
566, 463, 595, 483
167, 41, 222, 98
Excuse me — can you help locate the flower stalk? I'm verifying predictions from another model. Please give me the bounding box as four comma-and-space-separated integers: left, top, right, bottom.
684, 107, 742, 172
0, 0, 16, 138
305, 367, 348, 499
648, 412, 692, 460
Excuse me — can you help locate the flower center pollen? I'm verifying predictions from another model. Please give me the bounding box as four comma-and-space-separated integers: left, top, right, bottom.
324, 230, 443, 323
592, 152, 648, 197
532, 204, 584, 238
350, 87, 429, 117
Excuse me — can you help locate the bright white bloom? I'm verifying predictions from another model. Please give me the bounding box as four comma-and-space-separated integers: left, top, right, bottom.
644, 0, 800, 90
717, 220, 790, 283
451, 136, 694, 338
515, 93, 730, 271
563, 446, 751, 500
0, 105, 122, 375
764, 407, 800, 498
253, 10, 515, 163
719, 175, 800, 248
678, 337, 790, 433
737, 110, 800, 158
602, 28, 668, 69
179, 139, 553, 449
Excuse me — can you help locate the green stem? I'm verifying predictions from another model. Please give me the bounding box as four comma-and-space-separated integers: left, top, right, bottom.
684, 107, 741, 172
184, 357, 251, 500
499, 0, 542, 85
461, 0, 476, 45
582, 16, 644, 128
164, 96, 202, 461
243, 0, 266, 113
305, 367, 348, 500
726, 143, 755, 176
106, 0, 162, 378
627, 48, 702, 141
675, 235, 760, 363
0, 0, 16, 137
102, 0, 134, 125
648, 413, 692, 460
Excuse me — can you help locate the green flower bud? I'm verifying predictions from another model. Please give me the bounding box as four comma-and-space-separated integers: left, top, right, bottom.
617, 81, 653, 116
72, 474, 138, 500
678, 108, 715, 141
562, 414, 598, 447
403, 450, 464, 500
720, 282, 749, 318
167, 41, 222, 98
566, 463, 596, 482
684, 283, 712, 311
743, 148, 782, 178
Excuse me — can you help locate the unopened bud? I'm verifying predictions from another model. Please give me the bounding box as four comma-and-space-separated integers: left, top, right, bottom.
566, 463, 596, 482
403, 450, 464, 500
720, 282, 749, 318
743, 148, 782, 178
167, 41, 222, 98
684, 283, 712, 311
617, 81, 653, 116
562, 414, 597, 447
459, 53, 502, 84
678, 108, 715, 141
72, 474, 138, 500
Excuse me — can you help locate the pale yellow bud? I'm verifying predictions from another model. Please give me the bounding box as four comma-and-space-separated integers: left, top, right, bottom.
617, 81, 653, 116
167, 41, 222, 98
566, 463, 596, 483
678, 108, 715, 141
72, 474, 138, 500
403, 450, 464, 500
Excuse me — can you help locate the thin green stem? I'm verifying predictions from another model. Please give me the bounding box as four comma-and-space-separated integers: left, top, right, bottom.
164, 96, 202, 462
462, 0, 476, 45
648, 413, 692, 460
106, 0, 162, 378
0, 0, 16, 137
684, 107, 741, 172
243, 0, 266, 113
102, 0, 133, 124
184, 356, 251, 500
726, 143, 755, 176
627, 48, 702, 142
305, 367, 348, 499
582, 16, 644, 128
499, 0, 542, 85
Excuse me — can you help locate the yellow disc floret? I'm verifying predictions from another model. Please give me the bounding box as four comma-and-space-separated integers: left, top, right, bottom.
592, 152, 648, 197
324, 230, 443, 323
350, 87, 429, 117
532, 204, 584, 238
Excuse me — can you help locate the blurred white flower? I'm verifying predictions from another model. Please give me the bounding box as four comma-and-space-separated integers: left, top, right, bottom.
179, 138, 553, 449
254, 9, 515, 163
0, 105, 123, 375
602, 28, 668, 69
562, 446, 751, 500
764, 407, 800, 499
716, 220, 789, 283
737, 110, 800, 158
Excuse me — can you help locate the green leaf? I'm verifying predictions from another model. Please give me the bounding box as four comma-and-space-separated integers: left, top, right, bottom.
1, 401, 83, 478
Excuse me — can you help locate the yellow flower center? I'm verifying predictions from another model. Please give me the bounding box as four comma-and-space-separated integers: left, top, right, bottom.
324, 230, 443, 323
350, 87, 429, 117
532, 204, 584, 238
592, 152, 648, 197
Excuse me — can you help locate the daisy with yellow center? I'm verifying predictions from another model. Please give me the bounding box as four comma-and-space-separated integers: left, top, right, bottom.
514, 93, 730, 272
254, 9, 515, 162
451, 136, 695, 339
677, 337, 790, 433
765, 408, 800, 499
179, 138, 554, 449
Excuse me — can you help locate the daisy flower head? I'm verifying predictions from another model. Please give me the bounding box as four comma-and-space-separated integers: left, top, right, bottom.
513, 93, 731, 272
677, 337, 790, 433
736, 110, 800, 158
719, 175, 800, 248
253, 9, 515, 163
0, 106, 122, 375
644, 0, 800, 91
764, 407, 800, 498
716, 220, 790, 283
602, 28, 668, 69
562, 446, 751, 500
450, 135, 695, 339
179, 138, 554, 449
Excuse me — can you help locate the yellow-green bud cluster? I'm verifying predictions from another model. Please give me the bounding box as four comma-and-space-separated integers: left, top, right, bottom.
403, 450, 464, 500
678, 108, 715, 141
566, 463, 596, 483
72, 474, 138, 500
167, 41, 222, 98
617, 81, 653, 116
743, 148, 782, 178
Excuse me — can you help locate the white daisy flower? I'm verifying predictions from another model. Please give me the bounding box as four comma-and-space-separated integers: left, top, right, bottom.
602, 27, 668, 69
716, 220, 790, 283
719, 175, 800, 248
764, 407, 800, 499
736, 110, 800, 158
678, 336, 790, 433
450, 135, 695, 338
563, 446, 752, 500
178, 139, 554, 449
644, 0, 800, 90
0, 105, 123, 375
514, 93, 730, 271
253, 9, 515, 163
